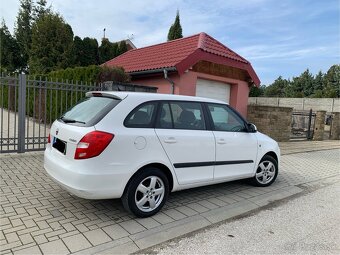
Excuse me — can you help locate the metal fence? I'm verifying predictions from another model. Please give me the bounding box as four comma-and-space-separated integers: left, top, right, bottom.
0, 74, 157, 153
1, 74, 101, 153
290, 109, 316, 140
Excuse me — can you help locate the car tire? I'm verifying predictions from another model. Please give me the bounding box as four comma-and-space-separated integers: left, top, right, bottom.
122, 167, 169, 218
249, 155, 278, 187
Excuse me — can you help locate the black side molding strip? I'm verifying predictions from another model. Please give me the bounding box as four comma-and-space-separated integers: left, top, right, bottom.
174, 160, 254, 169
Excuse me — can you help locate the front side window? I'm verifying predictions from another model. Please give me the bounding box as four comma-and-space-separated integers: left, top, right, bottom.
207, 104, 246, 132
157, 101, 206, 130
125, 102, 157, 128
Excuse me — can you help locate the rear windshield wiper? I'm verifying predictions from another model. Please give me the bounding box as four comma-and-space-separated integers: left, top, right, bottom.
59, 116, 86, 124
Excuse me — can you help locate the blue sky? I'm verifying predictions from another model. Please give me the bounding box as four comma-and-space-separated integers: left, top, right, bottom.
1, 0, 339, 84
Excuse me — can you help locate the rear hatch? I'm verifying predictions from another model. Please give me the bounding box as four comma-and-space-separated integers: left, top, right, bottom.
49, 92, 122, 159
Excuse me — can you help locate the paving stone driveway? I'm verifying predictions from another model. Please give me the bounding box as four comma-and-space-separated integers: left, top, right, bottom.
0, 145, 339, 254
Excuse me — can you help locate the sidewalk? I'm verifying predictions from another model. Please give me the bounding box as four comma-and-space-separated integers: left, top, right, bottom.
279, 140, 340, 155
0, 142, 339, 255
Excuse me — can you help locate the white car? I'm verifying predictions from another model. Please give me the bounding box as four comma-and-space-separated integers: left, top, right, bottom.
44, 92, 280, 217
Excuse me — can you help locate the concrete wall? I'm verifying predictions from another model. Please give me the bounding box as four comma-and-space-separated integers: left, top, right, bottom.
248, 97, 340, 113
247, 105, 293, 142
132, 70, 250, 117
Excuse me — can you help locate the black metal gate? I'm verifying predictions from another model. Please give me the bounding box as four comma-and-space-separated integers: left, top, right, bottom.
290, 109, 316, 140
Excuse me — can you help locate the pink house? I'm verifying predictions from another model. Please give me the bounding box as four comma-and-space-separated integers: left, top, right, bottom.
103, 32, 260, 117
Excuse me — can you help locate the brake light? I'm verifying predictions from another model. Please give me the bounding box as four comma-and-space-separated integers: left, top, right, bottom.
74, 131, 114, 159
47, 133, 51, 144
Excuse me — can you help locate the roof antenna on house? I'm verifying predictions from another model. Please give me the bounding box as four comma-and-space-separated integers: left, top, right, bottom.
127, 34, 134, 41
103, 28, 106, 39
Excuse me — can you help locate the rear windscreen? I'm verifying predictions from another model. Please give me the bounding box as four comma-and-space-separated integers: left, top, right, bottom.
59, 96, 120, 126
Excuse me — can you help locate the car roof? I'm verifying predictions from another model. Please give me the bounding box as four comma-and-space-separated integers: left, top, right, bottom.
87, 91, 229, 105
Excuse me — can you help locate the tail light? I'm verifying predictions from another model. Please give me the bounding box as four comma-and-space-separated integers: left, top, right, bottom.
74, 131, 114, 159
47, 133, 51, 144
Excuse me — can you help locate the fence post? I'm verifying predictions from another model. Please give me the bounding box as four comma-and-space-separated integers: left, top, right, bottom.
18, 73, 26, 153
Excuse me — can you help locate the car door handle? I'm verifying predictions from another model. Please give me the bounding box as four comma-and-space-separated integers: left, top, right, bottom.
164, 137, 177, 144
217, 139, 226, 144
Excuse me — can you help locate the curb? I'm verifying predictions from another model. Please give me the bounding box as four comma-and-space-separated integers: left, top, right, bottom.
74, 185, 303, 254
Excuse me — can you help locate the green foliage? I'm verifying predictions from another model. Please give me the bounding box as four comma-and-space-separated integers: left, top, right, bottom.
251, 65, 339, 98
0, 21, 22, 73
98, 39, 128, 64
117, 40, 128, 55
249, 85, 265, 97
29, 12, 74, 74
264, 76, 289, 97
97, 66, 130, 83
33, 0, 50, 20
99, 38, 116, 63
47, 65, 130, 83
14, 0, 33, 72
167, 10, 183, 41
323, 65, 340, 98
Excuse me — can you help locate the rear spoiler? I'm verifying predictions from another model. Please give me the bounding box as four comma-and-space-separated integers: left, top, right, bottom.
85, 91, 128, 100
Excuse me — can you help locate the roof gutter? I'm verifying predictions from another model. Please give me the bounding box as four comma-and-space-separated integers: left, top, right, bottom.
129, 67, 177, 76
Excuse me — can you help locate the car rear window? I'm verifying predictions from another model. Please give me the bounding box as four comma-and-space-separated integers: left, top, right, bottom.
59, 96, 120, 126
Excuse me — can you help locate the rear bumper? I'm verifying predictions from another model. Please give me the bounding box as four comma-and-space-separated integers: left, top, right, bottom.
44, 147, 129, 199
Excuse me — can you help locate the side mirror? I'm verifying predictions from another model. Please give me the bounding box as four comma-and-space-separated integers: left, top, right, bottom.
247, 123, 257, 133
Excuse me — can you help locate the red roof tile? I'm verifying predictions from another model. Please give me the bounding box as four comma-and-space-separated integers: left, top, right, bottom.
103, 32, 260, 85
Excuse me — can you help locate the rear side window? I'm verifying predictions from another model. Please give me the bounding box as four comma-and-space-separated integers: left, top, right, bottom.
124, 102, 157, 128
59, 96, 120, 126
157, 101, 206, 130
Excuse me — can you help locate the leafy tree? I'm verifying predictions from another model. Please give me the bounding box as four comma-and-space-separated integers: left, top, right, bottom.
311, 71, 324, 97
71, 36, 84, 66
14, 0, 33, 72
249, 85, 265, 97
29, 12, 74, 74
323, 64, 340, 98
300, 69, 314, 96
97, 66, 130, 83
167, 10, 183, 41
99, 38, 118, 63
116, 40, 128, 56
33, 0, 50, 20
82, 37, 99, 66
0, 20, 21, 73
264, 76, 289, 97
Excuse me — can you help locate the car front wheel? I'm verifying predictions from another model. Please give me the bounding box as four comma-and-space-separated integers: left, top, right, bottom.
122, 168, 169, 218
250, 155, 278, 187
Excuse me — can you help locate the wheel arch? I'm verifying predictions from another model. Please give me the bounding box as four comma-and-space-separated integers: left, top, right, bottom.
123, 163, 174, 195
263, 151, 278, 163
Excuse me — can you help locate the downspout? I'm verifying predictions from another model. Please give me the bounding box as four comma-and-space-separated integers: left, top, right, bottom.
163, 69, 175, 94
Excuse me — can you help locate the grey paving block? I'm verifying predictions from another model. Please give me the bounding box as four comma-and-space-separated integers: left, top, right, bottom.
102, 224, 129, 240
39, 239, 69, 255
136, 217, 161, 229
119, 220, 146, 234
83, 229, 111, 246
13, 245, 42, 255
62, 234, 92, 253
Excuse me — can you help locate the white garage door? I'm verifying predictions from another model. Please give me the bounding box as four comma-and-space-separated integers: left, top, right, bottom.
196, 79, 230, 103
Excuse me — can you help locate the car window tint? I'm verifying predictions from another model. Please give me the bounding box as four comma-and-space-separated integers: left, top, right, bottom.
158, 103, 173, 129
125, 102, 156, 128
170, 102, 206, 130
208, 104, 246, 132
61, 96, 119, 126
